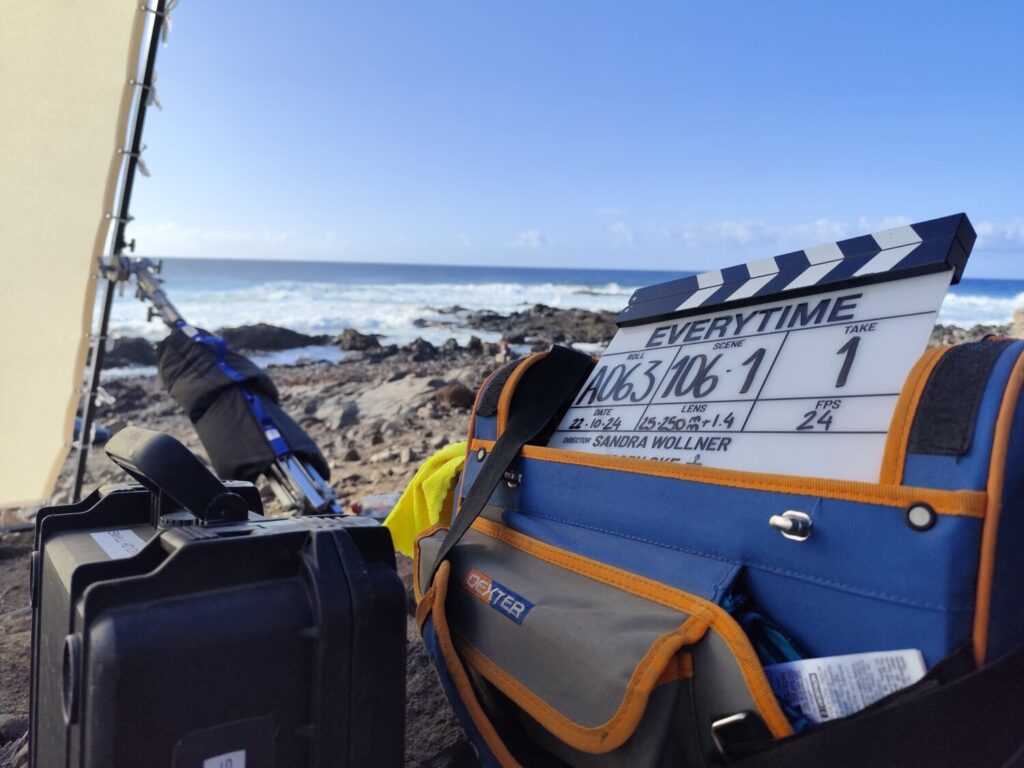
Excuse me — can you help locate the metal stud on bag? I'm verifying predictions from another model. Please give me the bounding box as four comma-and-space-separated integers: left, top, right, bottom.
769, 510, 812, 541
906, 502, 937, 531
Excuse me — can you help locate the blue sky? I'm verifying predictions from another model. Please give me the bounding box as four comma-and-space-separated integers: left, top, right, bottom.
131, 2, 1023, 277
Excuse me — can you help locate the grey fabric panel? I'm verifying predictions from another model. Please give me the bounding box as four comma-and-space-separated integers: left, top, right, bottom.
417, 529, 447, 595
690, 628, 762, 751
447, 529, 691, 728
522, 681, 709, 768
481, 502, 507, 524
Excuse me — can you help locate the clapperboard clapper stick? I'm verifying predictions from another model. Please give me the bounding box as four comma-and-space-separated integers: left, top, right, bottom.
549, 213, 975, 481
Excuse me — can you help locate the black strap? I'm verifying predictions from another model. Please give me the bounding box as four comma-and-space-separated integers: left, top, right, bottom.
725, 643, 1024, 768
429, 346, 592, 584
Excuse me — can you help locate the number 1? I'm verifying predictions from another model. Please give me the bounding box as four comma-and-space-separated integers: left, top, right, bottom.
835, 336, 859, 388
739, 347, 766, 394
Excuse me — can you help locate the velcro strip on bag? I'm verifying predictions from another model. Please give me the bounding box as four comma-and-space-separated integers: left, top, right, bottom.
907, 340, 1013, 456
476, 359, 527, 417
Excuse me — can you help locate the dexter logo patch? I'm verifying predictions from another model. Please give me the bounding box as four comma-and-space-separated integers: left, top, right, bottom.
462, 568, 534, 624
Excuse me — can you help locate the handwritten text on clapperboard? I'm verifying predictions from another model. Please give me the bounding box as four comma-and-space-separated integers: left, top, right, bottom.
549, 270, 952, 482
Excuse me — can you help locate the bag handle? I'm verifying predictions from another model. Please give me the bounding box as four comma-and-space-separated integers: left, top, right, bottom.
429, 345, 593, 584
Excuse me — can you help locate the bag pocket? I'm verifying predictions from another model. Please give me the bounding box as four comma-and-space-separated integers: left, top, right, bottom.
415, 522, 792, 768
458, 440, 988, 668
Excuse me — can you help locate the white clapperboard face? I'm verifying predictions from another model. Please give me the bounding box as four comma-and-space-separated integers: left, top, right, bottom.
549, 214, 976, 482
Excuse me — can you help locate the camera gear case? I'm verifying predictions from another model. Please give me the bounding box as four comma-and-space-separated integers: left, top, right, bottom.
30, 427, 406, 768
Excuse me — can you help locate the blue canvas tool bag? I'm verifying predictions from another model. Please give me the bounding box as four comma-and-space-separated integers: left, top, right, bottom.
413, 343, 1024, 767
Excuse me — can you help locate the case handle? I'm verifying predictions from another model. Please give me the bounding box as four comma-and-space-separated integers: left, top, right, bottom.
105, 426, 248, 524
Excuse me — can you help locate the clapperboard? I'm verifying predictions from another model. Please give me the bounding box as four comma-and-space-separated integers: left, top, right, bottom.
549, 213, 976, 481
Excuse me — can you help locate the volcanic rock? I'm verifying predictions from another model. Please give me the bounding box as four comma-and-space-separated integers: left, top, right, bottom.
929, 323, 1009, 347
464, 304, 617, 348
102, 336, 156, 368
434, 383, 475, 409
216, 323, 326, 351
408, 338, 438, 362
339, 328, 382, 351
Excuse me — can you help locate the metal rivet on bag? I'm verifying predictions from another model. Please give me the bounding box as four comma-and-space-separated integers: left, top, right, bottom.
503, 470, 521, 488
475, 448, 487, 462
906, 503, 937, 532
769, 510, 812, 541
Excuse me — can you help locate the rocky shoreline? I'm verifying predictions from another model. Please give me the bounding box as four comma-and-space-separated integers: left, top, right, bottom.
0, 306, 1017, 767
101, 303, 622, 369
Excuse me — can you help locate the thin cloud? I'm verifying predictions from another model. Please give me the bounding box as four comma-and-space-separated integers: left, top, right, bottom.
975, 219, 1024, 252
511, 229, 551, 249
129, 222, 344, 257
604, 215, 957, 252
609, 221, 635, 247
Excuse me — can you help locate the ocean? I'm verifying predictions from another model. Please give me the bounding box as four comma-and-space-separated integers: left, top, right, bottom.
105, 258, 1024, 371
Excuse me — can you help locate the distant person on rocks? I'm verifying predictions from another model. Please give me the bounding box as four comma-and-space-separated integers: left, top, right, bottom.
495, 338, 518, 364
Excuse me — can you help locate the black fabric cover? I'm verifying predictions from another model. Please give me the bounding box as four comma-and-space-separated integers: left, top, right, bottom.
156, 328, 278, 420
908, 339, 1013, 456
156, 329, 328, 482
193, 387, 330, 482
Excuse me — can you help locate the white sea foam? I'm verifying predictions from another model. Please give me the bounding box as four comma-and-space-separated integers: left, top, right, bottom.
102, 345, 348, 381
108, 279, 638, 347
938, 291, 1024, 327
106, 273, 1022, 364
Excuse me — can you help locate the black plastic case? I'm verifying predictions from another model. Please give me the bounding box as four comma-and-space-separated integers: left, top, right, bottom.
30, 428, 406, 768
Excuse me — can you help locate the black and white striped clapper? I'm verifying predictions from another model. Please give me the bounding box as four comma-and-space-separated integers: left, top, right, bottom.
617, 213, 976, 327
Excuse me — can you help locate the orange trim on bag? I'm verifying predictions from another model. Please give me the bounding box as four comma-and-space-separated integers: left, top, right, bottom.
655, 651, 694, 686
470, 517, 793, 740
412, 523, 449, 602
430, 562, 523, 767
879, 346, 950, 485
496, 351, 550, 436
416, 583, 436, 630
973, 348, 1024, 666
441, 484, 458, 529
457, 616, 702, 755
680, 651, 694, 680
468, 439, 986, 518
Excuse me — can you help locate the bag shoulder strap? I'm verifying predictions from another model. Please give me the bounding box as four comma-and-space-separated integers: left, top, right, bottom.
428, 345, 592, 584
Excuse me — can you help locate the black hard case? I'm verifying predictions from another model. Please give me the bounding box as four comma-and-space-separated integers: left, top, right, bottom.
30, 429, 405, 768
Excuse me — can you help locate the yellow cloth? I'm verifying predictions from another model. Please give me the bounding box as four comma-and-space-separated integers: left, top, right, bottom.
384, 442, 466, 557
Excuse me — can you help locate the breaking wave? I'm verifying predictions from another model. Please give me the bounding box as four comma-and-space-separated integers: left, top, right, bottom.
105, 259, 1023, 348
108, 278, 643, 347
938, 291, 1024, 327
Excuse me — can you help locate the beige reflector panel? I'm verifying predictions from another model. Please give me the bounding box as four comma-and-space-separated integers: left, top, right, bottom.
0, 2, 145, 507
